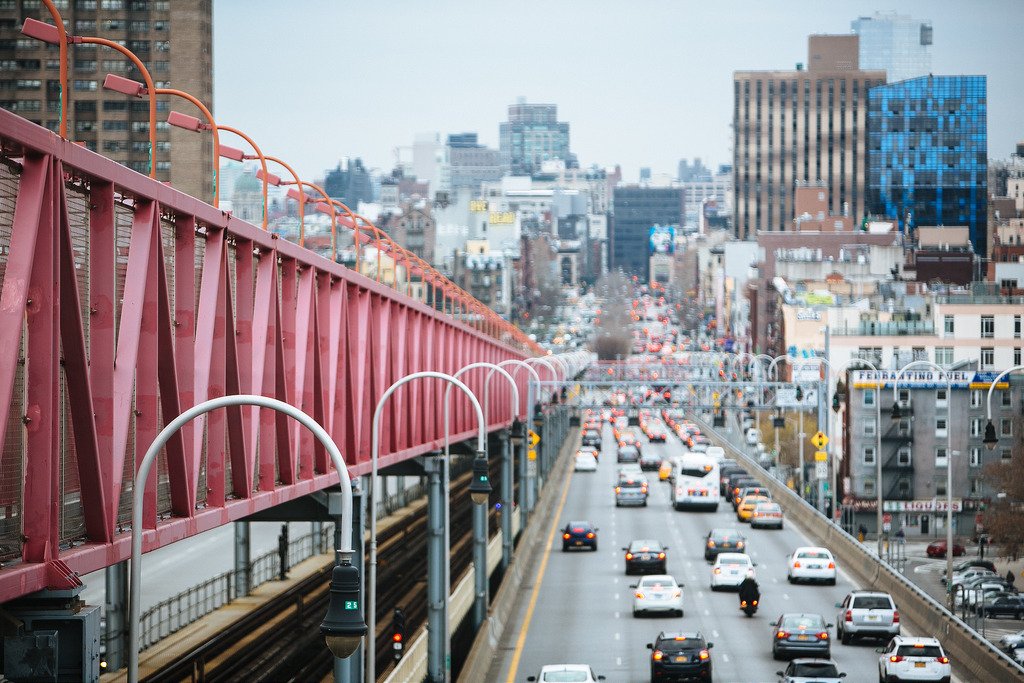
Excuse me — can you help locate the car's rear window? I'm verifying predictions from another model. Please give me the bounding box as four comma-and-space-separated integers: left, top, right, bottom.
791, 662, 839, 677
639, 577, 675, 588
722, 556, 750, 565
781, 615, 824, 629
897, 644, 943, 658
797, 550, 831, 559
541, 673, 589, 682
658, 639, 704, 654
619, 481, 644, 489
630, 541, 662, 552
852, 596, 893, 609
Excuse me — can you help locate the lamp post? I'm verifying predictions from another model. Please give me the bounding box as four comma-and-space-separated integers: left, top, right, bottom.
369, 372, 486, 683
127, 395, 363, 683
23, 18, 157, 177
891, 360, 961, 597
983, 364, 1024, 452
101, 74, 221, 204
499, 359, 542, 531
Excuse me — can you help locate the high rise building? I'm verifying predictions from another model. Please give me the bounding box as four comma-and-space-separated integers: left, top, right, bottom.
499, 99, 573, 176
867, 75, 988, 254
0, 0, 214, 202
733, 35, 886, 239
611, 185, 684, 282
852, 12, 932, 83
323, 158, 374, 208
445, 133, 503, 192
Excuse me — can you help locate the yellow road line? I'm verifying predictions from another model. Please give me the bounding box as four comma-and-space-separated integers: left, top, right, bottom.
505, 463, 575, 683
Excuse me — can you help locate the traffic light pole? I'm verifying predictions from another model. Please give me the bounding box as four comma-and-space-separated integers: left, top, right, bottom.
424, 455, 446, 682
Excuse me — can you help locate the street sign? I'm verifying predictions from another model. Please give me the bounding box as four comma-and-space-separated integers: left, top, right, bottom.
527, 460, 537, 476
883, 513, 892, 523
883, 521, 892, 533
815, 461, 828, 479
528, 430, 541, 447
811, 431, 829, 450
528, 449, 537, 461
814, 450, 828, 462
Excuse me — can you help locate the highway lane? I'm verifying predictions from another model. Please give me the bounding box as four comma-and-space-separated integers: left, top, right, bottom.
490, 419, 931, 682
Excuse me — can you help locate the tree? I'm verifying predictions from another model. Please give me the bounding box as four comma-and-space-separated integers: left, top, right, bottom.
592, 270, 633, 360
982, 461, 1024, 560
525, 235, 563, 323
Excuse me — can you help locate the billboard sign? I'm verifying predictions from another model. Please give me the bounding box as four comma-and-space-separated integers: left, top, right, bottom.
649, 225, 676, 254
850, 370, 1005, 390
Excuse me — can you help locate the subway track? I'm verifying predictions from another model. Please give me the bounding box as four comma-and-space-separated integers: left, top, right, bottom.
142, 460, 507, 683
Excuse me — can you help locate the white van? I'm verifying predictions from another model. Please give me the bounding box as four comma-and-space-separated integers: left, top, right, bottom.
706, 446, 725, 463
745, 428, 761, 446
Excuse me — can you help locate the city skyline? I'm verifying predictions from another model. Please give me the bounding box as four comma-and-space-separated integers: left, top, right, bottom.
215, 0, 1023, 183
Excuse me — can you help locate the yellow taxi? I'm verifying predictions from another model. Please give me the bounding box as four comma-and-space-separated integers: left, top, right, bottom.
737, 495, 771, 522
658, 459, 674, 481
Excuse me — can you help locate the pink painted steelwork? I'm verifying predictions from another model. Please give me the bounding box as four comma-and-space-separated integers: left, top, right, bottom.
0, 109, 532, 602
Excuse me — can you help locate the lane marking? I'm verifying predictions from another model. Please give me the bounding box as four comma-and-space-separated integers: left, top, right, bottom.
614, 593, 619, 600
614, 632, 621, 640
614, 611, 620, 619
722, 653, 730, 663
504, 453, 575, 683
783, 593, 790, 600
712, 629, 719, 638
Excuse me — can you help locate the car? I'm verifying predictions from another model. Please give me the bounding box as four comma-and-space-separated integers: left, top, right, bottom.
562, 521, 598, 552
618, 430, 641, 449
771, 613, 832, 661
581, 429, 602, 450
788, 547, 837, 585
624, 539, 668, 575
1013, 645, 1024, 666
1000, 629, 1024, 651
705, 446, 725, 462
835, 591, 900, 644
731, 479, 761, 508
618, 463, 645, 479
738, 485, 772, 501
958, 582, 1014, 609
647, 631, 714, 683
750, 502, 785, 529
574, 451, 598, 472
948, 568, 997, 588
926, 539, 966, 558
710, 552, 755, 590
632, 574, 684, 617
977, 594, 1024, 619
527, 664, 606, 682
640, 451, 664, 471
876, 636, 950, 683
617, 444, 641, 463
658, 459, 674, 481
776, 658, 847, 682
952, 559, 997, 574
615, 478, 649, 507
737, 495, 771, 522
704, 528, 747, 561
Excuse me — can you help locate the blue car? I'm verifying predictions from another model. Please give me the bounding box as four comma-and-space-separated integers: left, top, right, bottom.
562, 520, 598, 552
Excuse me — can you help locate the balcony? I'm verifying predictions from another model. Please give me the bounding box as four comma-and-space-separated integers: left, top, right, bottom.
832, 321, 935, 336
882, 449, 914, 471
881, 420, 913, 442
885, 477, 914, 501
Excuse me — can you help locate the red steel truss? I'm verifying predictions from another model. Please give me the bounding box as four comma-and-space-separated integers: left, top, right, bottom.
0, 109, 541, 601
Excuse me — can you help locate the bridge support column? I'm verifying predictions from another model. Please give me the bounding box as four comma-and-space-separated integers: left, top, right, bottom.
233, 521, 251, 597
336, 482, 364, 683
424, 455, 447, 682
472, 469, 488, 630
500, 429, 513, 571
104, 560, 128, 671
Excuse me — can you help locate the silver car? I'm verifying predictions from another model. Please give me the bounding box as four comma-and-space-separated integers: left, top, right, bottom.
615, 478, 649, 507
836, 591, 899, 644
776, 658, 847, 682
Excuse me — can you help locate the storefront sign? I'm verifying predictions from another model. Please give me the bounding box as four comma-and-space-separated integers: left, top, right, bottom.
882, 499, 963, 512
852, 370, 978, 390
796, 308, 821, 321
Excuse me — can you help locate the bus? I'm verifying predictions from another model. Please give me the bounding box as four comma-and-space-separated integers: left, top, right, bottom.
671, 452, 721, 511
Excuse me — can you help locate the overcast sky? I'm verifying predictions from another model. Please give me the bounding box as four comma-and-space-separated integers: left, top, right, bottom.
213, 0, 1022, 183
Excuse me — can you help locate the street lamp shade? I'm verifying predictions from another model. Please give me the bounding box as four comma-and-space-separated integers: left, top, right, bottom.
21, 18, 61, 44
983, 420, 998, 450
469, 452, 491, 505
320, 560, 367, 659
890, 400, 902, 422
255, 167, 282, 186
167, 110, 204, 132
315, 201, 336, 215
218, 144, 246, 163
102, 73, 146, 97
509, 418, 525, 447
287, 188, 311, 203
831, 392, 841, 413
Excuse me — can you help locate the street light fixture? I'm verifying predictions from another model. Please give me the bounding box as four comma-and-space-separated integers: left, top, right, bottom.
890, 401, 902, 421
983, 364, 1024, 450
320, 559, 367, 658
468, 452, 492, 504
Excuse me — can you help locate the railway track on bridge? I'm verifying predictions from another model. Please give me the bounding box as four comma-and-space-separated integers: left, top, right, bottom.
141, 460, 504, 682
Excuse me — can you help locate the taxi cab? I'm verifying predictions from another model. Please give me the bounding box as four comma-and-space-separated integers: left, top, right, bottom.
737, 495, 771, 522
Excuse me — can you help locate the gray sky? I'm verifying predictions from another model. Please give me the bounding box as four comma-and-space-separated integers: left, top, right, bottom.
214, 0, 1022, 183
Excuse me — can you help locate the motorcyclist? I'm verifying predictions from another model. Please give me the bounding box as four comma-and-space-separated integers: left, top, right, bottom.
738, 575, 760, 608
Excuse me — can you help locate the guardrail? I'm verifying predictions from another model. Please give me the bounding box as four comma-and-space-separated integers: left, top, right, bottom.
695, 414, 1024, 682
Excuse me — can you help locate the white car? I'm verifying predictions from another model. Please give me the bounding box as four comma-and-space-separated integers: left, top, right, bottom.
788, 547, 837, 585
876, 636, 950, 682
632, 574, 684, 617
710, 552, 756, 590
574, 452, 598, 472
618, 463, 644, 479
999, 629, 1024, 651
527, 664, 606, 682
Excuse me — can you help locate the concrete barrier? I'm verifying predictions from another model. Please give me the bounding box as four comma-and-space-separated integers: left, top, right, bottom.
696, 415, 1024, 682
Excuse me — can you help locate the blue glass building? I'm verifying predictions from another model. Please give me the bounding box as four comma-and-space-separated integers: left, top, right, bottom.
867, 75, 988, 254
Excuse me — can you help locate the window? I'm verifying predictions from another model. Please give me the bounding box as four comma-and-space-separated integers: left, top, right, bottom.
74, 120, 96, 133
897, 389, 910, 406
1002, 390, 1012, 409
970, 478, 983, 496
936, 388, 947, 407
102, 120, 128, 131
864, 419, 876, 437
935, 447, 947, 468
898, 480, 912, 497
898, 447, 912, 466
73, 80, 98, 91
129, 21, 149, 32
1001, 418, 1013, 437
103, 100, 128, 111
863, 447, 876, 465
935, 418, 947, 437
970, 417, 983, 437
102, 140, 126, 153
101, 0, 125, 9
1016, 315, 1021, 339
898, 418, 911, 436
863, 389, 875, 406
16, 79, 41, 90
1016, 348, 1022, 366
944, 315, 954, 335
1001, 448, 1012, 462
981, 315, 994, 338
936, 479, 946, 496
971, 390, 982, 408
864, 479, 876, 495
935, 347, 953, 366
73, 60, 96, 72
970, 448, 982, 467
155, 160, 171, 172
981, 347, 994, 369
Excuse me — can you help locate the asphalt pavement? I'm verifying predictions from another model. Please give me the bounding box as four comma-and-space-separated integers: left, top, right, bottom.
488, 419, 966, 683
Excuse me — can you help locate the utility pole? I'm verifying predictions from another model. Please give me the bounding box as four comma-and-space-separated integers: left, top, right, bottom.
818, 325, 830, 515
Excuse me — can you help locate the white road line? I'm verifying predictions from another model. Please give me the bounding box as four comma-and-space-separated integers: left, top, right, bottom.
614, 611, 620, 619
614, 593, 619, 600
614, 632, 621, 640
712, 629, 720, 638
613, 577, 618, 584
783, 593, 790, 600
616, 657, 621, 666
703, 608, 710, 616
722, 653, 730, 663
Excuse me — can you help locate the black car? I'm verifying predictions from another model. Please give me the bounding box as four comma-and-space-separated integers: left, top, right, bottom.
582, 429, 602, 450
618, 444, 641, 463
771, 613, 832, 660
979, 594, 1024, 619
647, 631, 714, 682
704, 527, 747, 561
639, 451, 663, 471
562, 521, 598, 552
624, 539, 668, 575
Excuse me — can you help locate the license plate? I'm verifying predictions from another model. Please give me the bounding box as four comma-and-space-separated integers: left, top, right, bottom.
915, 662, 926, 668
809, 564, 821, 569
796, 635, 810, 641
651, 593, 664, 599
673, 655, 688, 663
867, 615, 879, 621
575, 541, 584, 546
640, 554, 650, 560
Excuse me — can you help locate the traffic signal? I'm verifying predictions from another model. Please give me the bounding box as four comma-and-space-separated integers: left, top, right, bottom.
795, 386, 804, 402
832, 392, 841, 413
392, 607, 406, 661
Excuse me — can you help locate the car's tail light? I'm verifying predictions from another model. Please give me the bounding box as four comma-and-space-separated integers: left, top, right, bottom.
626, 553, 634, 560
652, 650, 663, 661
776, 631, 789, 639
818, 632, 829, 640
893, 610, 900, 624
752, 600, 758, 606
563, 533, 570, 540
713, 568, 721, 574
936, 656, 949, 664
707, 541, 716, 547
657, 552, 666, 559
828, 561, 836, 569
793, 561, 801, 568
740, 600, 747, 608
586, 532, 595, 539
672, 590, 682, 598
698, 649, 710, 660
615, 487, 621, 493
845, 609, 853, 622
736, 541, 744, 548
889, 655, 904, 663
635, 592, 644, 599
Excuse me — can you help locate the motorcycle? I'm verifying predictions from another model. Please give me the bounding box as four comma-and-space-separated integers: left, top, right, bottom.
740, 598, 758, 617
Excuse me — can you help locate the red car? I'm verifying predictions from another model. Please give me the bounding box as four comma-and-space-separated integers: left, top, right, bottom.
926, 540, 966, 558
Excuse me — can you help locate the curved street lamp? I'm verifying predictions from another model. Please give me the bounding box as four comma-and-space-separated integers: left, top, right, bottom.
127, 395, 363, 683
984, 364, 1024, 450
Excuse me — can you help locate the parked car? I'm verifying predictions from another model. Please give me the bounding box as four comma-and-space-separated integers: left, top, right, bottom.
835, 591, 900, 644
977, 594, 1024, 619
632, 574, 684, 617
876, 637, 950, 683
952, 559, 997, 574
926, 539, 966, 558
999, 629, 1024, 651
771, 613, 832, 660
776, 658, 846, 682
561, 521, 598, 552
647, 631, 714, 682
